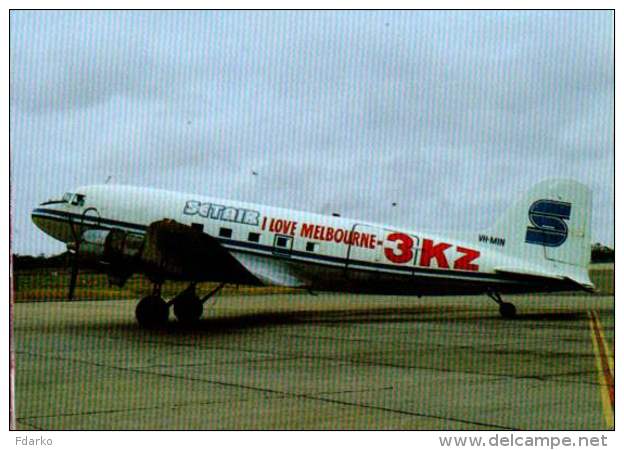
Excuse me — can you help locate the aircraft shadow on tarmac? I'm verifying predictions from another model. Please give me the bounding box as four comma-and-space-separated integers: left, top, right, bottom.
59, 304, 600, 337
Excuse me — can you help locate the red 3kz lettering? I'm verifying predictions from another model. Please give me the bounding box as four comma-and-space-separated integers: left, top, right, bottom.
419, 239, 452, 268
453, 246, 480, 271
384, 232, 414, 264
384, 234, 480, 272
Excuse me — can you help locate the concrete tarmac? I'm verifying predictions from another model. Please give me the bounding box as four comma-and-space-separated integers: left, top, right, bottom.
13, 292, 614, 430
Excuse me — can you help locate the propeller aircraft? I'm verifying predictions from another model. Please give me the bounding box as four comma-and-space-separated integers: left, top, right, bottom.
31, 179, 594, 328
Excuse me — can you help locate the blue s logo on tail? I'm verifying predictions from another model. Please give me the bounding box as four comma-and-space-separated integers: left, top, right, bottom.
525, 200, 572, 247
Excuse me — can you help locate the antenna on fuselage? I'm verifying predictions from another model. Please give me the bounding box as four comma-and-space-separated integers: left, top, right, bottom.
105, 175, 112, 184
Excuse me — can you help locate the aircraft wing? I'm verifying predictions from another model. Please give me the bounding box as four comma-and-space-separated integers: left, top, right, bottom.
140, 219, 307, 287
229, 252, 309, 288
140, 219, 260, 284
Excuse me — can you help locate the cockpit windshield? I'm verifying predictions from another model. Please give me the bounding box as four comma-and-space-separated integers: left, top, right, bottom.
41, 192, 86, 207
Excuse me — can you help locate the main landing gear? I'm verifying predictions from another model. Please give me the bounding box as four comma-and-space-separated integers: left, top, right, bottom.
135, 284, 169, 329
486, 291, 517, 319
135, 282, 226, 328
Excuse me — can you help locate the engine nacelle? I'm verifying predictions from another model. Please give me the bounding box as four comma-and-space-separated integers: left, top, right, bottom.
76, 229, 145, 286
77, 229, 109, 261
78, 229, 144, 263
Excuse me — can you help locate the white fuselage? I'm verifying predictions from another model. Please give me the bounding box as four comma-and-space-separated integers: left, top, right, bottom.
31, 185, 572, 295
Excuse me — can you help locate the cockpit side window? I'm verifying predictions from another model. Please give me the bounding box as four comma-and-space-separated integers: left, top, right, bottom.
62, 192, 73, 203
71, 194, 85, 206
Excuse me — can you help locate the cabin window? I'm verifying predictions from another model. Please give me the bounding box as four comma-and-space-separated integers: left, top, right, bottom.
275, 236, 289, 247
306, 242, 317, 252
219, 228, 232, 238
191, 223, 204, 232
248, 232, 260, 242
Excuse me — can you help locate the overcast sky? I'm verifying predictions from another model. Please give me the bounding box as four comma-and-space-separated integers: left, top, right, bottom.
10, 10, 614, 256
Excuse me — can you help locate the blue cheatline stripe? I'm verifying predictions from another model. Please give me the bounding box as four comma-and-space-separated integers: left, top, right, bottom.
31, 209, 533, 285
32, 208, 146, 232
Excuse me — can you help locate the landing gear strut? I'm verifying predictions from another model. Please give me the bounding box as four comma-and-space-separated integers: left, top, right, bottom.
171, 283, 202, 324
135, 282, 226, 328
487, 291, 517, 319
135, 284, 169, 328
170, 282, 226, 324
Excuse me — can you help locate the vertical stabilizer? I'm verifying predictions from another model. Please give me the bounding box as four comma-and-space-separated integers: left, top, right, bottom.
488, 179, 592, 286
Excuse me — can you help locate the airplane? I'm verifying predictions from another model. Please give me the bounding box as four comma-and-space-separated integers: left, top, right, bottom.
31, 179, 594, 328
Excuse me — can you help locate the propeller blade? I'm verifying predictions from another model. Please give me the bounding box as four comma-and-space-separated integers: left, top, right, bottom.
67, 240, 80, 301
68, 253, 79, 301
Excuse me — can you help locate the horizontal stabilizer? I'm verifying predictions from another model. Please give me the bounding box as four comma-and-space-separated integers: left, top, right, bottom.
494, 267, 565, 281
563, 277, 596, 293
495, 267, 595, 292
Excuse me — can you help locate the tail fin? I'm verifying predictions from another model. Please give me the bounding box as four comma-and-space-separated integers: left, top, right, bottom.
488, 179, 593, 288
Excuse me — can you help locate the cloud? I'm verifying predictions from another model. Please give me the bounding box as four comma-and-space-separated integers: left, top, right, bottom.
10, 10, 614, 255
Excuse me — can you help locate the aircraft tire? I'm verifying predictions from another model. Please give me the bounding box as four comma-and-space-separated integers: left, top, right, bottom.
173, 297, 203, 324
136, 295, 169, 328
499, 302, 517, 319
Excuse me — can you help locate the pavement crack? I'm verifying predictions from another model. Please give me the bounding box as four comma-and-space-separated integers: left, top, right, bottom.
312, 386, 394, 396
19, 348, 514, 430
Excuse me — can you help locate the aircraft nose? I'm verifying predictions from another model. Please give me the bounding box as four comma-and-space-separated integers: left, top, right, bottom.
31, 206, 73, 243
31, 206, 48, 233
